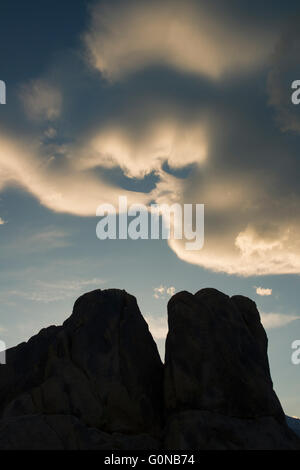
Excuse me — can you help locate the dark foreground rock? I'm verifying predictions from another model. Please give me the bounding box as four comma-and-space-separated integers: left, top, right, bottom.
0, 289, 163, 449
0, 287, 299, 450
164, 288, 299, 449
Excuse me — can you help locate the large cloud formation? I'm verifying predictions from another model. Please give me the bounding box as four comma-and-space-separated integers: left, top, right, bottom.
0, 132, 151, 215
1, 0, 300, 276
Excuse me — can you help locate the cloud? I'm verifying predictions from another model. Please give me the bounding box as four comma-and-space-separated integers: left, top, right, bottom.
154, 154, 300, 276
150, 100, 300, 276
29, 229, 70, 250
3, 94, 300, 276
2, 278, 106, 304
75, 119, 208, 178
3, 87, 300, 276
0, 133, 152, 216
85, 0, 275, 81
153, 285, 176, 299
145, 314, 168, 340
20, 79, 62, 121
0, 1, 299, 279
44, 127, 57, 139
261, 312, 300, 329
153, 286, 165, 297
168, 214, 300, 277
2, 226, 71, 255
255, 286, 272, 296
0, 217, 6, 225
166, 286, 176, 296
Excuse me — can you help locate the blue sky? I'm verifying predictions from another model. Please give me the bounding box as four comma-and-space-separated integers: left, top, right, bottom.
0, 0, 299, 417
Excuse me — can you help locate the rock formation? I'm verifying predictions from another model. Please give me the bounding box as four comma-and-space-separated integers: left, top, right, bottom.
164, 288, 298, 449
0, 289, 163, 449
0, 287, 299, 450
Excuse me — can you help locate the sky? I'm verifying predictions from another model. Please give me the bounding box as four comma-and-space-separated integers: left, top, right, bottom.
0, 0, 299, 417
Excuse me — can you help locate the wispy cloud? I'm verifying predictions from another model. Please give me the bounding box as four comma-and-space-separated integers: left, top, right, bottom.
30, 229, 69, 249
2, 278, 106, 304
153, 285, 175, 299
2, 227, 70, 255
0, 1, 299, 280
20, 79, 62, 121
85, 0, 275, 80
261, 312, 300, 329
255, 286, 272, 296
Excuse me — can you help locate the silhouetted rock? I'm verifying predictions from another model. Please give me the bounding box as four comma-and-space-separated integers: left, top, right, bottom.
164, 288, 300, 449
0, 287, 299, 450
0, 289, 163, 449
0, 414, 160, 450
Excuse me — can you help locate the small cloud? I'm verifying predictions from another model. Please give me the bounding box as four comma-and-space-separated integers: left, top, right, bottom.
261, 312, 300, 329
166, 286, 176, 296
0, 217, 6, 225
153, 285, 176, 299
255, 286, 272, 296
31, 229, 68, 246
